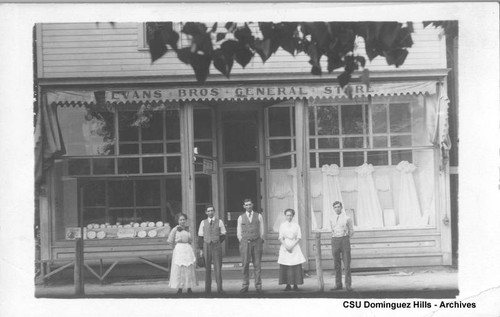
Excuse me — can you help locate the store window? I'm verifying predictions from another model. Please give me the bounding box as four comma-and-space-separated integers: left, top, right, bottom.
265, 101, 298, 232
308, 96, 436, 231
58, 106, 181, 176
54, 104, 183, 241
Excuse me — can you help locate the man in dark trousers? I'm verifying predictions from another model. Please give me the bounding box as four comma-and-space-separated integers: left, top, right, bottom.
198, 205, 226, 294
330, 201, 354, 291
237, 198, 265, 293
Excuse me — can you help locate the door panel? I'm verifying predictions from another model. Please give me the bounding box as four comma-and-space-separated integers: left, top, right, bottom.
222, 110, 259, 163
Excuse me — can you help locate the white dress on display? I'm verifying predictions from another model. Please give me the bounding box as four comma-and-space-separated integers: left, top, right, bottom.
321, 164, 344, 230
396, 161, 423, 226
355, 163, 384, 227
271, 169, 298, 232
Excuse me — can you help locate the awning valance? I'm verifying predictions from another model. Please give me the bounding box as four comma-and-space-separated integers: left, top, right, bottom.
47, 81, 437, 107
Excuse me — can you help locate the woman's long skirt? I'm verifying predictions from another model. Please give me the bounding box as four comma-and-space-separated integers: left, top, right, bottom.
278, 264, 304, 285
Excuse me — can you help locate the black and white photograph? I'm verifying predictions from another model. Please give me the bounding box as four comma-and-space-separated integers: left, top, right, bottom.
0, 2, 499, 317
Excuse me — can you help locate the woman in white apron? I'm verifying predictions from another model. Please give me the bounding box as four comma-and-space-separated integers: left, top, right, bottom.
277, 208, 306, 291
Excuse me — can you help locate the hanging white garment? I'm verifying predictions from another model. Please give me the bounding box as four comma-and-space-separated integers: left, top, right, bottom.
321, 164, 344, 230
396, 161, 423, 226
270, 169, 298, 232
355, 163, 384, 227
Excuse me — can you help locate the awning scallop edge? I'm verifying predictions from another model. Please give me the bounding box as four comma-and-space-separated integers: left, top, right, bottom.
47, 81, 438, 107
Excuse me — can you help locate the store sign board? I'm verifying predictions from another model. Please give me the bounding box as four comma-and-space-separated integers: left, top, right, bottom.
202, 159, 215, 175
47, 81, 437, 106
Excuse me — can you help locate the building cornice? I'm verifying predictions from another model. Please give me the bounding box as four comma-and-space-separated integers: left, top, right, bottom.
37, 69, 450, 90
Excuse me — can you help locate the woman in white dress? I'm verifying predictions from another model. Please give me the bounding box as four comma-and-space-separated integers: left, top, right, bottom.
168, 213, 198, 294
278, 208, 306, 291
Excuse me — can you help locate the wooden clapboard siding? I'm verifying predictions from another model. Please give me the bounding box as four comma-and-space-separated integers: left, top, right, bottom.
38, 22, 446, 79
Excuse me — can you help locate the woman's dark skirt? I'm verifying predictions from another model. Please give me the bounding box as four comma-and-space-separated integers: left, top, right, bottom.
278, 264, 304, 285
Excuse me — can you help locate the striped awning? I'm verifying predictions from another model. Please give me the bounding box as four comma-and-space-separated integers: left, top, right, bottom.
47, 80, 438, 106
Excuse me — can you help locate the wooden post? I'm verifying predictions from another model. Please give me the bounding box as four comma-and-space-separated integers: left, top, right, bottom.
74, 187, 85, 295
74, 238, 84, 295
314, 232, 324, 292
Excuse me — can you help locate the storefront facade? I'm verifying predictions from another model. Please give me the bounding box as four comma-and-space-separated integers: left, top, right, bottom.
36, 22, 453, 270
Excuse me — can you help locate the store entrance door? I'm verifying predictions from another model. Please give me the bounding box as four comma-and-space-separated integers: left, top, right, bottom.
223, 169, 260, 256
218, 106, 263, 256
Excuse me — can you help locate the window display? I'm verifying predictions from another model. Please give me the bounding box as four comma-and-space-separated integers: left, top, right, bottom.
53, 106, 183, 241
309, 96, 436, 230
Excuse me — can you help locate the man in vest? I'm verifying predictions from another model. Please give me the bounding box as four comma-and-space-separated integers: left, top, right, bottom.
198, 205, 227, 294
330, 201, 354, 291
237, 198, 265, 293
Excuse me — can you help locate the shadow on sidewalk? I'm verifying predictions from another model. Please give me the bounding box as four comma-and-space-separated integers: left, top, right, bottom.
38, 289, 459, 299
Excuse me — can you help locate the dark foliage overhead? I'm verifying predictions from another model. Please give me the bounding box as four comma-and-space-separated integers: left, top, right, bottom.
146, 21, 443, 86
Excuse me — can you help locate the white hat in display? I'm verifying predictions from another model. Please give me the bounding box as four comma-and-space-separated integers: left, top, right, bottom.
147, 230, 157, 238
87, 231, 97, 239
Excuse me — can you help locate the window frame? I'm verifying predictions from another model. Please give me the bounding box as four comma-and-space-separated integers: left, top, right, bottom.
308, 95, 428, 168
78, 176, 181, 229
264, 100, 297, 170
60, 105, 182, 177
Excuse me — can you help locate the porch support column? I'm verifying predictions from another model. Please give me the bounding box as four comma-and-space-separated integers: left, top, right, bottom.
39, 92, 52, 262
294, 98, 311, 270
437, 82, 452, 265
180, 102, 197, 252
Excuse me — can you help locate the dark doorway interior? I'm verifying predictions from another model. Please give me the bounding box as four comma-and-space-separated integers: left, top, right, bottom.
223, 169, 259, 256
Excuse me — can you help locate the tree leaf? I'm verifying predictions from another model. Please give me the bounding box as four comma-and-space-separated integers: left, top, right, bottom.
311, 65, 322, 76
221, 40, 239, 57
380, 22, 402, 49
225, 22, 236, 32
216, 32, 226, 42
327, 53, 343, 72
355, 56, 366, 68
163, 29, 179, 51
190, 53, 212, 83
212, 48, 233, 78
258, 22, 274, 39
344, 55, 358, 73
360, 68, 370, 89
192, 33, 213, 54
234, 24, 254, 46
176, 47, 191, 64
148, 29, 168, 62
211, 22, 218, 33
343, 84, 353, 99
338, 71, 351, 88
406, 21, 414, 33
384, 48, 408, 67
280, 36, 296, 55
182, 22, 207, 36
234, 46, 254, 68
254, 38, 272, 62
395, 26, 413, 48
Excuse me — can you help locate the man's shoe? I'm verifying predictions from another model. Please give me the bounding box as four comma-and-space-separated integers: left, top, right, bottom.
240, 287, 249, 293
256, 288, 263, 294
346, 286, 353, 292
187, 288, 193, 294
331, 285, 343, 291
293, 285, 299, 291
217, 290, 226, 295
176, 289, 183, 294
284, 285, 292, 291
